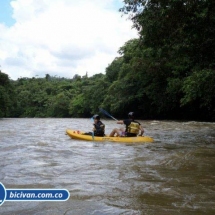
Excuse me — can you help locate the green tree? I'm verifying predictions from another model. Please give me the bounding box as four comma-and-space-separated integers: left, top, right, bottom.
119, 0, 215, 120
0, 71, 15, 117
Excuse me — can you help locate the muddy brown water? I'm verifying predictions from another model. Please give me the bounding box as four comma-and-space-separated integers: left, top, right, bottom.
0, 118, 215, 215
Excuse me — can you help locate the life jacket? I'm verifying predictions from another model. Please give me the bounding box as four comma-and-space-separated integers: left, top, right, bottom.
127, 121, 140, 134
94, 121, 105, 136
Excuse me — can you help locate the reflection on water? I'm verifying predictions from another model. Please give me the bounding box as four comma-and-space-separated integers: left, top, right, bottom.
0, 118, 215, 214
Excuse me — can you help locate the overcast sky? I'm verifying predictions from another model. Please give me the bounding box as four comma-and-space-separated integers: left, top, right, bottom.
0, 0, 138, 80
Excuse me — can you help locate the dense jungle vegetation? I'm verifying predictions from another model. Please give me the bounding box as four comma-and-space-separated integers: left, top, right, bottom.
1, 0, 215, 120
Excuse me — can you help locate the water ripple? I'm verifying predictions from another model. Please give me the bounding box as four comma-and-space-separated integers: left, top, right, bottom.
0, 118, 215, 214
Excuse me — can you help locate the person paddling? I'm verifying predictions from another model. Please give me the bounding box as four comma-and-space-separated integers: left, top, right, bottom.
109, 112, 144, 137
84, 114, 105, 137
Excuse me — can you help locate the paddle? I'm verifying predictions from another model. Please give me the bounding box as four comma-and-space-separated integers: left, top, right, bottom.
90, 117, 94, 140
99, 108, 118, 121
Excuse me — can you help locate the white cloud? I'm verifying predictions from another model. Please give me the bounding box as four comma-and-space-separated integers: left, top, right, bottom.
0, 0, 137, 80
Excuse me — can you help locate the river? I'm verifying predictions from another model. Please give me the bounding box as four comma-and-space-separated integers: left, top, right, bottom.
0, 118, 215, 214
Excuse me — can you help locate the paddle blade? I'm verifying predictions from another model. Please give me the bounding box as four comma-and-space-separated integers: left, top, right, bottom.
99, 108, 117, 121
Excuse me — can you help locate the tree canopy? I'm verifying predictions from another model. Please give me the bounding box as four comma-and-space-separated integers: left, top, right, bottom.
1, 0, 215, 121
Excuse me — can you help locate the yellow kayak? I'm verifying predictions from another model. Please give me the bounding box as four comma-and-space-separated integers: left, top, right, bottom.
66, 129, 154, 143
